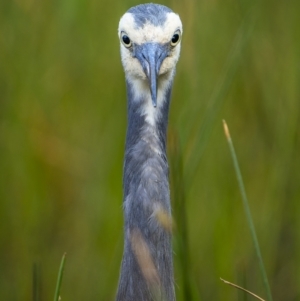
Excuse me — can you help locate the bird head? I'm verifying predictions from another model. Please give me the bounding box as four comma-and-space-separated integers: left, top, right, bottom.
118, 4, 183, 107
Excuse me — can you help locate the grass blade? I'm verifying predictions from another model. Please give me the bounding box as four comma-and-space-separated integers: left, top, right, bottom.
220, 278, 265, 301
222, 120, 273, 301
53, 253, 67, 301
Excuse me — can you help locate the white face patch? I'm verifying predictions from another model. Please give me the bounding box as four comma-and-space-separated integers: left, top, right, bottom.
118, 11, 182, 80
118, 12, 182, 45
118, 9, 182, 125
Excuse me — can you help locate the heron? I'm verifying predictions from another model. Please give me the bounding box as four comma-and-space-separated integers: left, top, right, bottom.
116, 4, 182, 301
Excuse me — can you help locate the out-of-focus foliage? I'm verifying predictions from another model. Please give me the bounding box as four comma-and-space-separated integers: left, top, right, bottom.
0, 0, 299, 300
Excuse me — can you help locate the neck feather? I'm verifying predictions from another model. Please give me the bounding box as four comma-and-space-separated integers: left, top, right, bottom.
116, 75, 175, 301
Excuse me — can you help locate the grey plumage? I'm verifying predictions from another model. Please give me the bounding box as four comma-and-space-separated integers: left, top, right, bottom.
128, 4, 172, 28
116, 4, 182, 301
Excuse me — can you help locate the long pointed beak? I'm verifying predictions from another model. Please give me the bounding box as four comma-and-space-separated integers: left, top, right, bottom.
135, 43, 169, 107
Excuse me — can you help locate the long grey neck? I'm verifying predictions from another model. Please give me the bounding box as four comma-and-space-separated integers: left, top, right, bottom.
116, 78, 175, 301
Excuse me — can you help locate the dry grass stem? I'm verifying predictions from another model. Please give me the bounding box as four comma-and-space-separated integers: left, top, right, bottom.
220, 278, 266, 301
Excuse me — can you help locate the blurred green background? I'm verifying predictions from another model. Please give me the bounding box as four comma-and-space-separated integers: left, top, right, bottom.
1, 0, 299, 300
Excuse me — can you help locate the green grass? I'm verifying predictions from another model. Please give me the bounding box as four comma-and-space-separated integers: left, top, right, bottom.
223, 120, 272, 301
53, 253, 67, 301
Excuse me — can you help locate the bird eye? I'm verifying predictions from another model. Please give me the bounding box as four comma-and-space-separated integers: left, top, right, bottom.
170, 30, 181, 46
121, 32, 132, 48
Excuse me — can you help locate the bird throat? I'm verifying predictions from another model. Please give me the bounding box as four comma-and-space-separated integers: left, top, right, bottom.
117, 77, 175, 301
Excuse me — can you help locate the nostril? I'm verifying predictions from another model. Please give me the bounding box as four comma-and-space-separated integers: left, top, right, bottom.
141, 54, 150, 77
